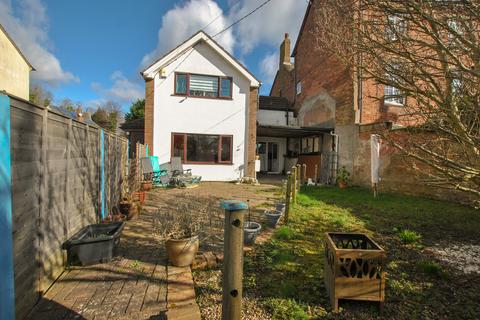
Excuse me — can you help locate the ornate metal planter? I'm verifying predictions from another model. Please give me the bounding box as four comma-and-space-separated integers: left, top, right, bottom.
324, 232, 386, 312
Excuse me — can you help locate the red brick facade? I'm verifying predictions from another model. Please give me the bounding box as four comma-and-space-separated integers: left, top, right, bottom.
246, 87, 259, 178
144, 78, 154, 155
269, 0, 467, 201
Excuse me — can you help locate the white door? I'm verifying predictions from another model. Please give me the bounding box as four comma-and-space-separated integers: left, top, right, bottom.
267, 142, 279, 173
257, 142, 268, 171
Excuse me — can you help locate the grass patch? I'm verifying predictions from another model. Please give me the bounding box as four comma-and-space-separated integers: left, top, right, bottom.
274, 226, 298, 240
417, 260, 445, 278
397, 229, 422, 244
196, 185, 480, 319
264, 298, 309, 320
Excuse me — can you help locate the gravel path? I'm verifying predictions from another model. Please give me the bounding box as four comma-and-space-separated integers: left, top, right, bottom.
429, 242, 480, 274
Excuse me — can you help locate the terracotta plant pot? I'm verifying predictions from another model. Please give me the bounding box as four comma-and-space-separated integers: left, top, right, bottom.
244, 221, 261, 245
132, 192, 146, 204
141, 181, 153, 191
112, 214, 126, 222
127, 204, 139, 221
119, 201, 132, 215
166, 236, 199, 267
338, 181, 348, 189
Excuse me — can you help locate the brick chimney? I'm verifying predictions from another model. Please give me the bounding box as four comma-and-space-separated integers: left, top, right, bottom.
76, 107, 84, 122
279, 33, 292, 70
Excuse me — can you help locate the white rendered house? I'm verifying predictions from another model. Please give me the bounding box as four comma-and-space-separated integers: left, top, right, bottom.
141, 31, 260, 181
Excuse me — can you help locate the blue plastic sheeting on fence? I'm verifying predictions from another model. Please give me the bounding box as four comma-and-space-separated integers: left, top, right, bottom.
100, 129, 105, 219
0, 94, 15, 320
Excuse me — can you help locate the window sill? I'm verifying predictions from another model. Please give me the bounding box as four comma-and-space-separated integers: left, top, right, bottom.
183, 162, 233, 165
171, 94, 233, 101
384, 101, 404, 107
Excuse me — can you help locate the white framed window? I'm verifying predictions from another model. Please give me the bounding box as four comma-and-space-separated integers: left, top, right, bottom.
296, 81, 302, 95
384, 84, 405, 105
386, 15, 407, 41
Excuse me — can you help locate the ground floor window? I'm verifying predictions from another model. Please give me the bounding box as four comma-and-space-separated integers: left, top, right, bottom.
172, 133, 233, 164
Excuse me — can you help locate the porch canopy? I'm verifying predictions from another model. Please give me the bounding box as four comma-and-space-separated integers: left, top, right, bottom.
257, 124, 332, 138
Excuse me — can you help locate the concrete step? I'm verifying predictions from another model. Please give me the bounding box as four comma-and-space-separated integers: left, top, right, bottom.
165, 304, 201, 320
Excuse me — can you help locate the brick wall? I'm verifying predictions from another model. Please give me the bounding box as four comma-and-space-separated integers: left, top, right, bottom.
246, 87, 258, 178
144, 78, 154, 155
351, 125, 472, 202
293, 0, 354, 128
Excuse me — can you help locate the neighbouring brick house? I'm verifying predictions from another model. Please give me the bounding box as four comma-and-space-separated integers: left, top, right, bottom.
141, 31, 260, 181
268, 0, 462, 199
120, 118, 145, 159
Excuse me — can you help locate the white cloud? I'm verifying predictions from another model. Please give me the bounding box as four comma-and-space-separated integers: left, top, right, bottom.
91, 71, 143, 105
229, 0, 308, 55
140, 0, 235, 70
259, 51, 278, 85
0, 0, 79, 86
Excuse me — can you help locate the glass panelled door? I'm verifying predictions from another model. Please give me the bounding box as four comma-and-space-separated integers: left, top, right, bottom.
267, 142, 279, 172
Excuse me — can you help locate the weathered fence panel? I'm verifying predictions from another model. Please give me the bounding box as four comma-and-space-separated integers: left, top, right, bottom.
8, 95, 128, 319
10, 99, 43, 318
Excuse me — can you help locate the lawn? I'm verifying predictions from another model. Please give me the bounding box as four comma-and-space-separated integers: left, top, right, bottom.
194, 186, 480, 319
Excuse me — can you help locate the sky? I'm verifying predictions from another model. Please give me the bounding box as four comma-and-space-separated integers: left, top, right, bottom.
0, 0, 308, 112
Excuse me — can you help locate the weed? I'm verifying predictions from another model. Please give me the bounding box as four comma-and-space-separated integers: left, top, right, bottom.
398, 229, 422, 244
274, 226, 298, 240
417, 260, 444, 278
264, 298, 309, 320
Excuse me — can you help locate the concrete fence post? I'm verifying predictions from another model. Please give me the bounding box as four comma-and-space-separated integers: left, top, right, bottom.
221, 200, 248, 320
99, 130, 105, 220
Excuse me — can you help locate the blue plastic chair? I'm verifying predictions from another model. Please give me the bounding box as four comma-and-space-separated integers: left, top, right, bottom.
149, 156, 168, 186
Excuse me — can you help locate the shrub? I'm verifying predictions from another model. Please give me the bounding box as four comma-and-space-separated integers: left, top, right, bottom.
398, 229, 422, 244
336, 166, 351, 184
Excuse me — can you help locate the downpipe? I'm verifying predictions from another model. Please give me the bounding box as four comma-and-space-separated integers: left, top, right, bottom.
330, 131, 339, 184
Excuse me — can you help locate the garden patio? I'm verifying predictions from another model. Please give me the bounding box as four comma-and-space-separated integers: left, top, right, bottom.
26, 181, 480, 320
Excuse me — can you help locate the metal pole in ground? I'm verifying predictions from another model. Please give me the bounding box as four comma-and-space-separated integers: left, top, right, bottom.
221, 200, 247, 320
285, 171, 291, 223
292, 166, 297, 205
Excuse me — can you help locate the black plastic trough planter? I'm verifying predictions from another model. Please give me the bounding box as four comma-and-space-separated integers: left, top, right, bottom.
62, 222, 125, 266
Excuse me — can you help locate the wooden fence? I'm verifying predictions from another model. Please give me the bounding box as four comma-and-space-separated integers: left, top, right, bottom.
8, 95, 128, 319
128, 142, 147, 193
284, 164, 313, 223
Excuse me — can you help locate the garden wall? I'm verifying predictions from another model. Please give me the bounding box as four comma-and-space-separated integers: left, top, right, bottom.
8, 95, 128, 319
350, 123, 472, 203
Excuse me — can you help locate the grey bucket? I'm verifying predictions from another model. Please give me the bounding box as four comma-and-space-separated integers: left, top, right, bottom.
244, 221, 261, 245
275, 203, 286, 213
265, 210, 282, 228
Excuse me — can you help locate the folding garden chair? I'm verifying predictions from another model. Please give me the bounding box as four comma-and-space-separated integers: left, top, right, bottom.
140, 156, 167, 187
149, 156, 168, 187
171, 157, 202, 184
